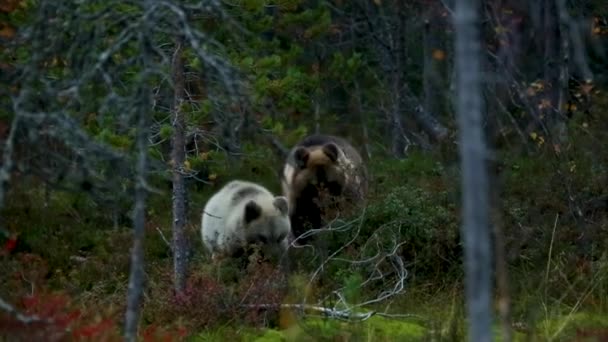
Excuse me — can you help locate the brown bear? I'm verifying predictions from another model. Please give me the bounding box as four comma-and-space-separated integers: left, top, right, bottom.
280, 134, 369, 244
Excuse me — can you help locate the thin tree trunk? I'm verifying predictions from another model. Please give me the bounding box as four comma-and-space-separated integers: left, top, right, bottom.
423, 19, 439, 120
124, 27, 153, 341
171, 36, 188, 294
391, 0, 407, 158
490, 160, 512, 342
543, 0, 561, 129
454, 1, 493, 341
354, 80, 371, 160
124, 94, 151, 342
0, 114, 20, 212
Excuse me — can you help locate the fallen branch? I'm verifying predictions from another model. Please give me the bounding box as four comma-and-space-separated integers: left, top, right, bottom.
0, 296, 54, 325
242, 303, 424, 322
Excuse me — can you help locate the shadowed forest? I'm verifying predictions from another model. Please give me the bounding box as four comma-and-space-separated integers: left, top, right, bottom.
1, 0, 608, 341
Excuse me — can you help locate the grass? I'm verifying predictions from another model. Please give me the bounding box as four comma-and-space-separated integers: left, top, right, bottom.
1, 137, 608, 341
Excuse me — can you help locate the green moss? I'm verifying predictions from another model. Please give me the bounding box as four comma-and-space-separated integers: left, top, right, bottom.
533, 312, 608, 341
252, 329, 285, 342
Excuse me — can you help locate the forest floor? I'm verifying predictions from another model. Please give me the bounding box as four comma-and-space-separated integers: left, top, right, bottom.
1, 137, 608, 341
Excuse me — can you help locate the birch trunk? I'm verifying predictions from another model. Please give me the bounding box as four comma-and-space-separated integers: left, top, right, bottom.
454, 0, 494, 341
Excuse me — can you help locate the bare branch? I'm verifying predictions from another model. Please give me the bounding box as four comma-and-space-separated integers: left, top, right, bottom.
0, 296, 54, 325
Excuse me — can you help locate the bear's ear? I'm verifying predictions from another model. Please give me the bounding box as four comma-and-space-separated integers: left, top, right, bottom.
244, 200, 262, 224
294, 147, 310, 169
273, 196, 289, 215
322, 143, 339, 163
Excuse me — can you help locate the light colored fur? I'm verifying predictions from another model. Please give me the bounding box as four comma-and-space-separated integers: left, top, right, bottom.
201, 180, 291, 261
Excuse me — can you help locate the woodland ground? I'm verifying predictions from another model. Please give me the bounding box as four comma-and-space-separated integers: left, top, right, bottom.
2, 114, 608, 341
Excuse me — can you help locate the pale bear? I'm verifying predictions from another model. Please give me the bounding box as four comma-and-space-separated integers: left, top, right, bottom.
201, 180, 292, 262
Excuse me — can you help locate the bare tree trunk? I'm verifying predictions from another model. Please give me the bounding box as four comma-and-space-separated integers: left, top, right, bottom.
124, 28, 153, 341
171, 36, 188, 294
423, 19, 440, 121
354, 80, 371, 160
543, 0, 561, 129
454, 1, 493, 341
0, 114, 20, 212
124, 98, 151, 342
390, 0, 407, 158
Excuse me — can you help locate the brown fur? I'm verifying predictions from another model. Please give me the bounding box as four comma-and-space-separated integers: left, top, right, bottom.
281, 134, 368, 243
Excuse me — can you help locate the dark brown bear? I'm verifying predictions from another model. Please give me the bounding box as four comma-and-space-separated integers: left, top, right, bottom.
280, 134, 368, 244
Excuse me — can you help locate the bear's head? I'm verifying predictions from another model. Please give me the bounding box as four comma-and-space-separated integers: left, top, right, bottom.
241, 195, 291, 254
289, 142, 346, 199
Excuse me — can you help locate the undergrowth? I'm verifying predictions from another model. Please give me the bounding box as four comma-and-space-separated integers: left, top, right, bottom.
2, 122, 608, 340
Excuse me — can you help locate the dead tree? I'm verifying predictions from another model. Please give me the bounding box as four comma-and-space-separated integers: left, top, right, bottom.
171, 35, 188, 294
454, 0, 494, 341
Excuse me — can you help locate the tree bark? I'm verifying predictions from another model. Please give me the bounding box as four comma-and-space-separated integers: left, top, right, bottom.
171, 36, 188, 294
542, 0, 561, 129
124, 22, 153, 341
124, 88, 151, 342
423, 19, 442, 123
454, 1, 493, 341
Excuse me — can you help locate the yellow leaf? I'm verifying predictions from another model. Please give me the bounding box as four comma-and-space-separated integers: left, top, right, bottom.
526, 87, 536, 97
0, 24, 15, 39
529, 132, 538, 140
537, 136, 545, 146
208, 173, 217, 181
538, 98, 551, 109
580, 83, 594, 94
553, 144, 561, 154
531, 81, 544, 91
200, 152, 209, 160
432, 49, 446, 61
184, 160, 191, 170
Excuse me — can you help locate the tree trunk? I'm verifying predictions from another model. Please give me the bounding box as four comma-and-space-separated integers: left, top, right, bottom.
124, 88, 151, 342
542, 0, 561, 129
171, 36, 188, 294
390, 0, 407, 158
454, 1, 494, 341
124, 23, 153, 341
423, 19, 442, 123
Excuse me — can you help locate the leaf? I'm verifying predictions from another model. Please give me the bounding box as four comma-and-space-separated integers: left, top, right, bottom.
0, 23, 16, 39
538, 98, 551, 109
159, 124, 173, 139
529, 132, 538, 140
432, 49, 446, 61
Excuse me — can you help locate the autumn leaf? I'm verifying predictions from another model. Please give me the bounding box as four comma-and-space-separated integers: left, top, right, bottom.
530, 80, 544, 91
0, 0, 23, 13
432, 49, 446, 61
2, 234, 17, 254
529, 132, 538, 140
0, 23, 16, 39
208, 173, 217, 181
526, 87, 536, 97
538, 98, 551, 109
553, 144, 561, 154
580, 83, 594, 94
